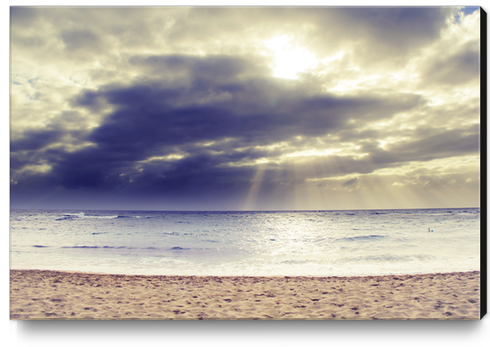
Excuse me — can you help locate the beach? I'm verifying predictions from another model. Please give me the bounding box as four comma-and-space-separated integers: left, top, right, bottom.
10, 269, 480, 320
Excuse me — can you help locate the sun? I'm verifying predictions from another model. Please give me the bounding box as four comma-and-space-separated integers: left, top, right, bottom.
263, 35, 318, 79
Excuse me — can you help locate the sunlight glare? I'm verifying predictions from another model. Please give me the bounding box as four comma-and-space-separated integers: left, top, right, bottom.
264, 35, 318, 79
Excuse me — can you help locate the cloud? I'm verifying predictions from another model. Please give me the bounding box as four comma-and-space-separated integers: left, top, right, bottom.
342, 177, 359, 187
422, 47, 480, 85
61, 29, 102, 52
13, 53, 415, 196
10, 7, 481, 210
10, 129, 64, 152
74, 54, 423, 149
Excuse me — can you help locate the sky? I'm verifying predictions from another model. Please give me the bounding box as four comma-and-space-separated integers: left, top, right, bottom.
9, 6, 481, 211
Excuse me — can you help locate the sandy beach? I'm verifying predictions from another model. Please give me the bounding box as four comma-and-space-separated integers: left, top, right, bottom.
10, 269, 480, 320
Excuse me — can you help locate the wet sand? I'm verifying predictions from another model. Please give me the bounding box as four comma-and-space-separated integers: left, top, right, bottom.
10, 269, 480, 320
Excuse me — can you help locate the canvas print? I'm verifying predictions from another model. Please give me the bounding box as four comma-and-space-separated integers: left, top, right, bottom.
10, 6, 482, 320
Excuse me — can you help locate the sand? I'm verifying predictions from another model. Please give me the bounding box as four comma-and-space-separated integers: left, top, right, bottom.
10, 269, 480, 320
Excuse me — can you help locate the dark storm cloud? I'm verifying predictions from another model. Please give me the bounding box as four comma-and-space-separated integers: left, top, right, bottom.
14, 49, 479, 198
125, 153, 255, 194
74, 58, 366, 150
10, 129, 63, 152
82, 54, 422, 144
10, 151, 46, 172
33, 144, 258, 195
130, 54, 259, 80
12, 53, 424, 195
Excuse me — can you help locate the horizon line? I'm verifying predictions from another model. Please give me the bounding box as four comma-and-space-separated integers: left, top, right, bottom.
9, 206, 481, 213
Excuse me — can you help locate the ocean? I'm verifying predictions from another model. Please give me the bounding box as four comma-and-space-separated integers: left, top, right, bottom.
10, 208, 480, 277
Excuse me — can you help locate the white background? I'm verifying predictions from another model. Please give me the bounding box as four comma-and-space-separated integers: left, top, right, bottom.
3, 1, 489, 346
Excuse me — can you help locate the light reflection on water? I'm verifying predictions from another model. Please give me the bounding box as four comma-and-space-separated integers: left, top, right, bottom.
10, 208, 480, 276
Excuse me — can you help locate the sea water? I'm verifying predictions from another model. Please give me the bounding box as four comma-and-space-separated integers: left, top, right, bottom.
10, 208, 480, 277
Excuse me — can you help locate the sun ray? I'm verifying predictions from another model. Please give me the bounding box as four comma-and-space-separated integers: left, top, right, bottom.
243, 163, 267, 211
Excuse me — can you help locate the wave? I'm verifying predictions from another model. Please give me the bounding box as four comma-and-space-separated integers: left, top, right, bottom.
55, 213, 143, 221
63, 245, 104, 249
456, 212, 480, 216
64, 212, 85, 217
58, 245, 192, 252
336, 234, 387, 242
61, 245, 133, 249
55, 215, 80, 221
89, 215, 119, 219
280, 259, 311, 265
343, 254, 435, 263
55, 212, 89, 220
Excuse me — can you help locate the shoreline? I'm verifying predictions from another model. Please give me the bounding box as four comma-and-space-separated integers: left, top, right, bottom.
10, 269, 481, 320
8, 267, 482, 279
